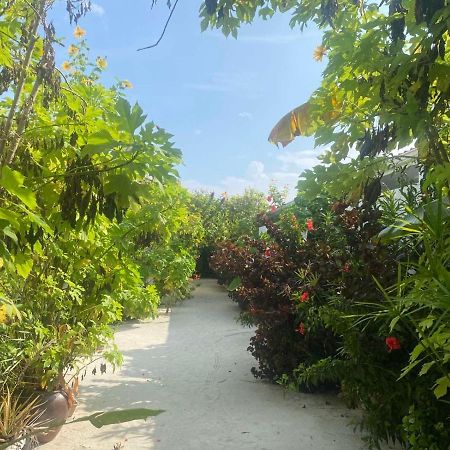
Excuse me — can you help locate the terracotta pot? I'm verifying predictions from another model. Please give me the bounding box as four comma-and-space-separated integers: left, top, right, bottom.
34, 391, 70, 445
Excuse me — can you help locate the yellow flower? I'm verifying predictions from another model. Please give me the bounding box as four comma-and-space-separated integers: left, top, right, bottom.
313, 45, 327, 62
96, 56, 107, 70
61, 61, 71, 71
83, 77, 93, 86
68, 44, 79, 56
121, 80, 133, 89
73, 26, 86, 39
0, 305, 7, 324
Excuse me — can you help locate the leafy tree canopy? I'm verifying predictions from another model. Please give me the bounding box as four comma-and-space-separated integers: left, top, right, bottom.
200, 0, 450, 200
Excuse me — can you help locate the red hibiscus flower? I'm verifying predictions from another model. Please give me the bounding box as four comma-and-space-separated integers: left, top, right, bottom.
270, 205, 277, 213
342, 263, 350, 273
385, 336, 401, 352
300, 291, 309, 303
264, 248, 271, 257
306, 218, 314, 231
296, 322, 306, 335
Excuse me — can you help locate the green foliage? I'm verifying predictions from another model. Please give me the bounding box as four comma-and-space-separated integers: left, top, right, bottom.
0, 1, 197, 429
131, 183, 204, 303
191, 189, 266, 245
379, 194, 450, 400
197, 1, 450, 448
191, 189, 267, 275
211, 190, 450, 448
200, 0, 450, 201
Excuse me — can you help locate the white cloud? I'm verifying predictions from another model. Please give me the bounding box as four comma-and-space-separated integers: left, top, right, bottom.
216, 160, 296, 198
183, 149, 325, 200
183, 179, 216, 193
238, 111, 253, 120
91, 2, 105, 16
275, 149, 322, 172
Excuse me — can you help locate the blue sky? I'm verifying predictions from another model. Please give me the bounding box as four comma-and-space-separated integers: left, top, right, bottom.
52, 1, 326, 197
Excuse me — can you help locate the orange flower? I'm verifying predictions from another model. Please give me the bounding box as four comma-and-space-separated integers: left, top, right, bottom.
96, 57, 108, 70
121, 80, 133, 89
313, 45, 327, 62
73, 26, 86, 39
68, 44, 79, 56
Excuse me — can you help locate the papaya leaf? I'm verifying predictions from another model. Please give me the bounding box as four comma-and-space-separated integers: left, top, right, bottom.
433, 376, 450, 399
104, 173, 134, 196
0, 207, 20, 229
0, 166, 37, 210
3, 226, 18, 244
14, 253, 33, 279
83, 130, 119, 154
227, 276, 242, 291
418, 361, 435, 377
116, 99, 146, 134
16, 205, 53, 236
71, 408, 165, 428
268, 98, 341, 148
268, 102, 314, 147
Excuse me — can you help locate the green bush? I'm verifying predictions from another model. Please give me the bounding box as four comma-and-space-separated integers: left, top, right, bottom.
0, 1, 195, 406
211, 192, 450, 448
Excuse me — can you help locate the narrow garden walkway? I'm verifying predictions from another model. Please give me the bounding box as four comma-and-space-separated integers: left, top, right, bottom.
47, 279, 369, 450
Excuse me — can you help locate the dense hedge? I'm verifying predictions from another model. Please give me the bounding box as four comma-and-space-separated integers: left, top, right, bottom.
210, 196, 450, 449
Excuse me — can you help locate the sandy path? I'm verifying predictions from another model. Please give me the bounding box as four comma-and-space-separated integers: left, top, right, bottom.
46, 279, 369, 450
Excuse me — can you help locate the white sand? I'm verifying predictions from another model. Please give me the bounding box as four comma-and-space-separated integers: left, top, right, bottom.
45, 279, 372, 450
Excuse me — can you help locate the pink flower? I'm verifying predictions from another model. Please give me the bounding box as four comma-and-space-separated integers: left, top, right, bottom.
296, 322, 306, 335
270, 205, 277, 213
306, 219, 314, 231
385, 336, 401, 352
300, 291, 309, 303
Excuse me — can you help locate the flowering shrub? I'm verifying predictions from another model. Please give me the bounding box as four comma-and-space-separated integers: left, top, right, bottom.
212, 192, 450, 448
211, 195, 450, 448
211, 197, 398, 384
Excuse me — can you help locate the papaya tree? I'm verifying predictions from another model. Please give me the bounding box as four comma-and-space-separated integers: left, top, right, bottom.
0, 0, 191, 397
198, 0, 450, 199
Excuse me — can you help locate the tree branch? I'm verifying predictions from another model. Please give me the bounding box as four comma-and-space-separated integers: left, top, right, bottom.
137, 0, 180, 51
